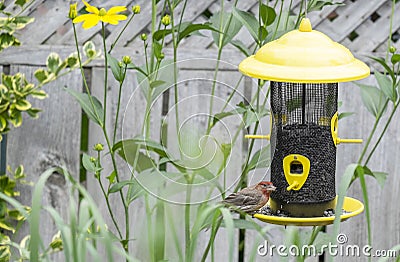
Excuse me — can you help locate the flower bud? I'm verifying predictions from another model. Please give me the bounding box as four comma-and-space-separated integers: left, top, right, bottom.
93, 143, 104, 151
141, 33, 147, 41
389, 46, 397, 54
69, 3, 78, 19
161, 15, 171, 26
132, 5, 141, 14
90, 157, 97, 163
122, 56, 132, 65
159, 52, 165, 60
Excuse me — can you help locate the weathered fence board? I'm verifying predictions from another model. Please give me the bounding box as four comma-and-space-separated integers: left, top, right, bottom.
5, 65, 82, 260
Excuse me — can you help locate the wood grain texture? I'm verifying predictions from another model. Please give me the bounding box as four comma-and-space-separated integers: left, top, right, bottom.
6, 65, 82, 260
330, 76, 400, 261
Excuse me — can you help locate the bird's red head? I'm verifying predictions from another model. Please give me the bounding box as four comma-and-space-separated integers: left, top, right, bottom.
256, 181, 276, 195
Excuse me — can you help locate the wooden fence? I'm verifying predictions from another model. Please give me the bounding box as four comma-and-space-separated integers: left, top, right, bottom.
1, 0, 400, 261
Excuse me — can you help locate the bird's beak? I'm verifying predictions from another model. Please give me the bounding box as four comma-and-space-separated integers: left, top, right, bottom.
268, 185, 276, 191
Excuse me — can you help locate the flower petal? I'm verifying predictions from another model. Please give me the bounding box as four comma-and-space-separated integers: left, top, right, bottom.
107, 6, 127, 15
82, 16, 100, 29
107, 14, 127, 22
82, 0, 99, 14
101, 16, 119, 25
73, 14, 95, 23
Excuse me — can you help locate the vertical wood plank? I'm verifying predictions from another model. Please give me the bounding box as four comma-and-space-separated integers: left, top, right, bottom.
330, 75, 400, 261
6, 66, 81, 260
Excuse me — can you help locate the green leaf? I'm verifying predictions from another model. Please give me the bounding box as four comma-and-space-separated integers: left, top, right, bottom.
307, 1, 344, 12
65, 87, 104, 126
356, 166, 372, 246
368, 56, 396, 83
194, 168, 224, 194
338, 112, 354, 120
14, 165, 24, 179
153, 41, 162, 59
31, 90, 48, 99
109, 180, 135, 194
232, 8, 260, 43
210, 11, 242, 48
375, 70, 396, 102
46, 53, 61, 74
12, 16, 34, 30
15, 99, 31, 111
26, 108, 41, 118
0, 220, 15, 232
332, 164, 359, 245
362, 166, 387, 188
15, 0, 29, 7
83, 41, 97, 58
358, 83, 386, 118
230, 40, 251, 56
34, 69, 49, 83
150, 80, 165, 89
0, 33, 20, 51
212, 107, 246, 126
106, 171, 116, 184
247, 145, 271, 171
82, 153, 96, 173
106, 54, 123, 82
391, 54, 400, 64
178, 23, 219, 44
113, 139, 156, 172
220, 208, 234, 262
9, 111, 22, 127
153, 28, 173, 41
260, 4, 276, 26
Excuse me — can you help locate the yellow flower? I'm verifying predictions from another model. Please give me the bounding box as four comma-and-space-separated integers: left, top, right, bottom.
132, 5, 140, 14
161, 14, 171, 26
69, 3, 78, 19
73, 0, 127, 29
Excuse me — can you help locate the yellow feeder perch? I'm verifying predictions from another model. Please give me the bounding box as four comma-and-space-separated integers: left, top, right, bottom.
239, 18, 369, 226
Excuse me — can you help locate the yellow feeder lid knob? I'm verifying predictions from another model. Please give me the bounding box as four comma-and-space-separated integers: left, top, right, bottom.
299, 18, 312, 32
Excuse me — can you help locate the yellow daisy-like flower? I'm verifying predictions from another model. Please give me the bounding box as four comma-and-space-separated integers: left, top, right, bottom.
73, 0, 127, 29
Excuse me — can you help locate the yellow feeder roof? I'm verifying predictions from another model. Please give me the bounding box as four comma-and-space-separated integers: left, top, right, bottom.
239, 18, 370, 83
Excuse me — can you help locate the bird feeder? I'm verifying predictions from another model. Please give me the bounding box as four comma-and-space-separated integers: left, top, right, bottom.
239, 18, 368, 225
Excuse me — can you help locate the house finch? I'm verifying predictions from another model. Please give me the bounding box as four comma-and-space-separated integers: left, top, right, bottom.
223, 181, 276, 214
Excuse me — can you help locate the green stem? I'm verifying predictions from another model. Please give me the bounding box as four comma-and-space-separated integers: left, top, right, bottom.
364, 100, 400, 165
109, 13, 136, 53
102, 23, 108, 125
271, 0, 284, 41
386, 0, 396, 62
285, 0, 294, 30
220, 75, 244, 113
100, 23, 129, 252
206, 53, 222, 135
185, 175, 193, 261
98, 169, 123, 239
357, 100, 389, 164
113, 66, 127, 144
166, 0, 181, 139
72, 23, 101, 124
295, 0, 305, 28
150, 0, 157, 72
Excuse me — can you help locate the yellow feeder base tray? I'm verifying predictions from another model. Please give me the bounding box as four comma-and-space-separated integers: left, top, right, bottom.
254, 196, 364, 226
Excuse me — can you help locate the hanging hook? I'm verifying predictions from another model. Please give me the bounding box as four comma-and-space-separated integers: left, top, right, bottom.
305, 0, 308, 18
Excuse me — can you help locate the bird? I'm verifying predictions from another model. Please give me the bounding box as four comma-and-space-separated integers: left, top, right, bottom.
222, 181, 276, 214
